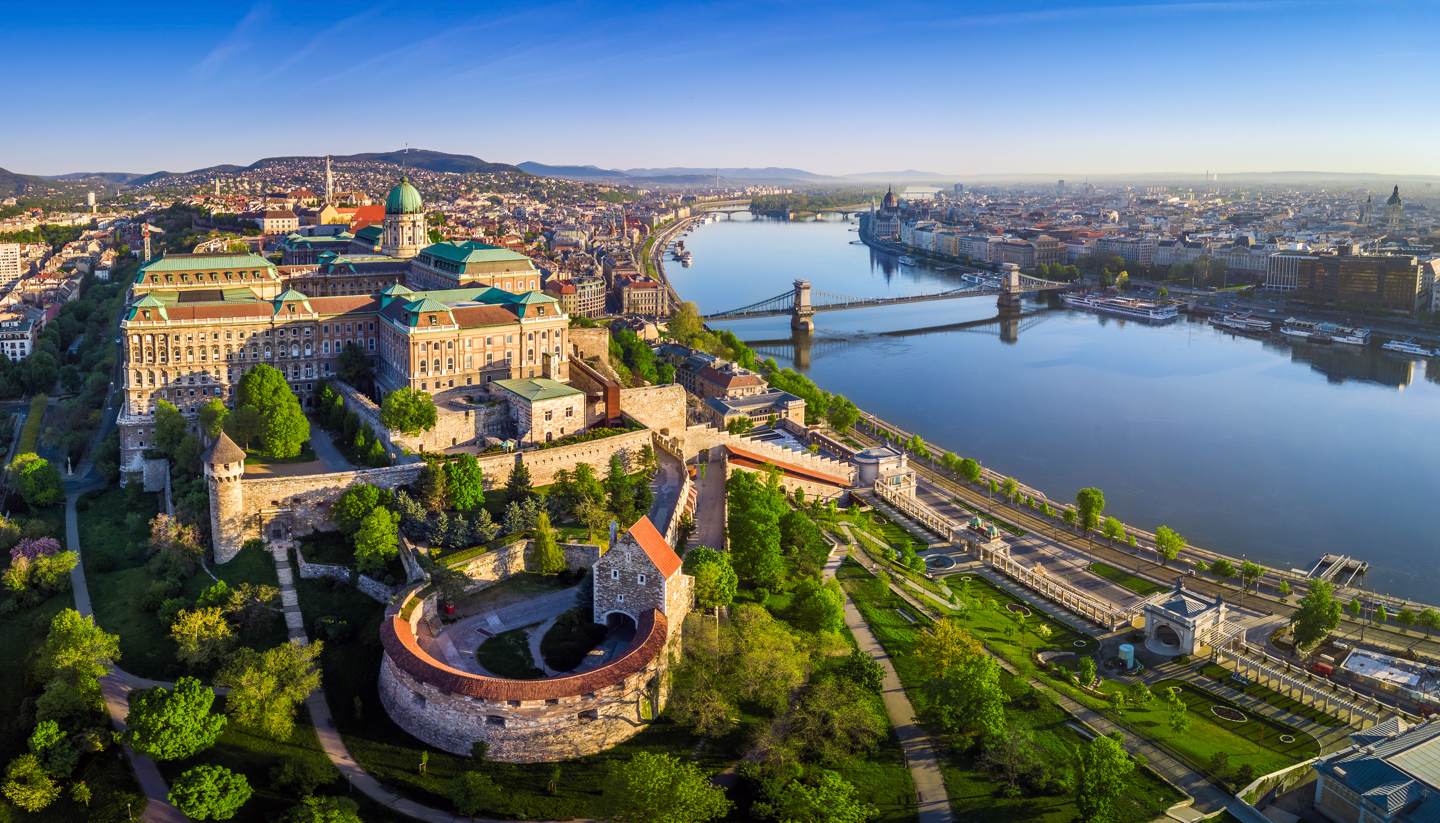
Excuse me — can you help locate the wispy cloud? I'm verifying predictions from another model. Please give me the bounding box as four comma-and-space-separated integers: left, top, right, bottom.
261, 5, 385, 81
936, 0, 1308, 27
193, 3, 269, 79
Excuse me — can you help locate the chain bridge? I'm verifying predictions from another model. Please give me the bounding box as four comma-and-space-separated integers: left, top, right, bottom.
703, 272, 1070, 331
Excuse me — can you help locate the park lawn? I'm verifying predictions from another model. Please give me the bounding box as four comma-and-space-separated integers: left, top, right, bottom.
14, 393, 46, 458
1143, 679, 1319, 777
80, 487, 284, 680
476, 627, 544, 679
941, 573, 1092, 679
838, 558, 1178, 822
296, 577, 752, 820
1088, 560, 1166, 596
1198, 663, 1345, 728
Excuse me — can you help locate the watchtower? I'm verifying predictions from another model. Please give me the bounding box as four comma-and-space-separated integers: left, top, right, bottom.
204, 431, 247, 564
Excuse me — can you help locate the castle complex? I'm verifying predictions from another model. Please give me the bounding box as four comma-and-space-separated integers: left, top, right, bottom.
117, 177, 565, 475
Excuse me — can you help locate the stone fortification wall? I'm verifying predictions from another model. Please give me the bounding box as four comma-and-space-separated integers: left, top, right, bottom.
569, 327, 610, 362
618, 384, 686, 436
720, 451, 848, 503
213, 429, 654, 559
294, 545, 349, 585
379, 588, 673, 761
446, 539, 600, 589
684, 424, 855, 487
331, 381, 411, 455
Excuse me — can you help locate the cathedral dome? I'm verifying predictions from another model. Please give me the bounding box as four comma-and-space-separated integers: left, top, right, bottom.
881, 185, 898, 210
1386, 185, 1402, 206
385, 177, 424, 215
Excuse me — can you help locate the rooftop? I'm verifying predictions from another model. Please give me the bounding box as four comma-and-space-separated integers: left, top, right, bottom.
493, 377, 583, 402
139, 252, 276, 275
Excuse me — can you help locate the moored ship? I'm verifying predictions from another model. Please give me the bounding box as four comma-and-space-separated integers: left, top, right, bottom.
1381, 338, 1438, 358
1210, 313, 1274, 334
1061, 292, 1180, 323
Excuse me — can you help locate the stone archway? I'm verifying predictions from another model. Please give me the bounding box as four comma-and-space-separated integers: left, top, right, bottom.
1147, 621, 1185, 656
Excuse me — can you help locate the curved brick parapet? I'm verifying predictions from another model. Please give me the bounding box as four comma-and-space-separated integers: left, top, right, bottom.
378, 588, 672, 761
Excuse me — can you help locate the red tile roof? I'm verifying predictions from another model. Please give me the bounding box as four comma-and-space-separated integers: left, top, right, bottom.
381, 607, 667, 701
627, 516, 682, 578
344, 205, 385, 229
725, 443, 850, 487
162, 304, 274, 321
450, 304, 517, 329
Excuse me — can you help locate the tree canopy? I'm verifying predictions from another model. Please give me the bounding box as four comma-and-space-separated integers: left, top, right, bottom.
11, 453, 62, 509
1292, 579, 1342, 649
234, 364, 309, 458
601, 751, 730, 823
444, 454, 486, 512
169, 764, 253, 821
124, 676, 227, 760
1074, 733, 1136, 823
217, 641, 323, 740
1075, 487, 1106, 534
380, 387, 437, 435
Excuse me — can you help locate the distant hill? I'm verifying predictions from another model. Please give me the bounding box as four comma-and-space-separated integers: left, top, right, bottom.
125, 149, 524, 189
43, 171, 145, 184
517, 162, 625, 180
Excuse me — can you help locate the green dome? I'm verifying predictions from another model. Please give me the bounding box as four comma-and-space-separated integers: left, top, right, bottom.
385, 177, 424, 215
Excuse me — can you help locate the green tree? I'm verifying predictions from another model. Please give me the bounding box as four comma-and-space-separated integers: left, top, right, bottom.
683, 546, 737, 618
1240, 560, 1264, 593
2, 754, 60, 812
1075, 487, 1106, 540
332, 483, 380, 535
26, 720, 76, 776
169, 764, 253, 821
756, 770, 875, 823
1292, 579, 1342, 649
235, 364, 309, 458
153, 399, 188, 456
224, 404, 264, 449
838, 647, 885, 693
124, 676, 226, 761
605, 453, 637, 522
380, 387, 437, 435
601, 751, 730, 823
449, 771, 502, 816
1154, 525, 1185, 566
793, 577, 846, 633
416, 458, 448, 512
505, 459, 533, 502
1078, 656, 1098, 687
280, 796, 362, 823
1074, 733, 1135, 823
725, 416, 753, 435
444, 454, 485, 512
1101, 515, 1125, 542
1420, 608, 1440, 638
11, 453, 62, 508
170, 607, 236, 668
36, 608, 120, 687
725, 471, 786, 590
336, 342, 372, 387
1165, 686, 1190, 734
825, 395, 860, 433
959, 457, 983, 484
198, 398, 229, 439
1210, 557, 1236, 580
530, 512, 566, 575
217, 642, 323, 741
1278, 579, 1292, 600
666, 301, 704, 343
914, 619, 1007, 739
354, 507, 399, 576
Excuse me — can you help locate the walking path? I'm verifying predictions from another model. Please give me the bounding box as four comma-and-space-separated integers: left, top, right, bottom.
65, 490, 189, 823
823, 539, 952, 823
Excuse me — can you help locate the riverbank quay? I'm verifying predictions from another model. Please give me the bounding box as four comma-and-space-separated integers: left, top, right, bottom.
845, 411, 1440, 667
641, 211, 714, 312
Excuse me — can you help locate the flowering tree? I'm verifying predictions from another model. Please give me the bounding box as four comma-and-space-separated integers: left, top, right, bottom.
10, 537, 61, 563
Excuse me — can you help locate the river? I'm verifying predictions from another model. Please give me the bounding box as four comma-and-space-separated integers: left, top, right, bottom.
663, 214, 1440, 601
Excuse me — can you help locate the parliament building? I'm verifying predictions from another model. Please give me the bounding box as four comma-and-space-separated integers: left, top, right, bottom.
117, 178, 570, 474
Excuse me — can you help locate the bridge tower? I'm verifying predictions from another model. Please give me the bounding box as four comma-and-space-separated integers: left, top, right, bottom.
996, 267, 1023, 313
791, 279, 815, 333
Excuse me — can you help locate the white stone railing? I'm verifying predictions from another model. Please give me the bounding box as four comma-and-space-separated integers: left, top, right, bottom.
873, 480, 957, 541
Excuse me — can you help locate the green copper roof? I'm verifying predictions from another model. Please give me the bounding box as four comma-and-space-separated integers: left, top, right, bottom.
133, 294, 166, 307
419, 240, 530, 265
493, 378, 583, 402
385, 177, 424, 215
139, 253, 275, 275
355, 225, 383, 241
379, 283, 414, 296
275, 288, 309, 302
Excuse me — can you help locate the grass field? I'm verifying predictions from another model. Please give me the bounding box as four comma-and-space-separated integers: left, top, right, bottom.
1088, 560, 1167, 596
79, 487, 286, 679
13, 393, 46, 458
1141, 680, 1320, 778
1198, 663, 1345, 728
476, 627, 545, 679
839, 559, 1181, 822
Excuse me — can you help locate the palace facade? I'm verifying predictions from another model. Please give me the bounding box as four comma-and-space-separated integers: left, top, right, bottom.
117, 178, 568, 474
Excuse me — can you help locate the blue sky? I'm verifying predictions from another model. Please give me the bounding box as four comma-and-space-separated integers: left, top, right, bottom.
4, 1, 1436, 176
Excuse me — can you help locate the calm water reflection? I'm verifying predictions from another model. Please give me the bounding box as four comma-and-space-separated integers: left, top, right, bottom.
665, 216, 1440, 599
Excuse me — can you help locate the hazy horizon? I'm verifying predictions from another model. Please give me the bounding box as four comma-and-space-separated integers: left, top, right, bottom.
5, 0, 1438, 177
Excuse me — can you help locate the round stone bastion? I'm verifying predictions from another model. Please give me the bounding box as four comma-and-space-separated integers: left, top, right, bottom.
379, 585, 672, 762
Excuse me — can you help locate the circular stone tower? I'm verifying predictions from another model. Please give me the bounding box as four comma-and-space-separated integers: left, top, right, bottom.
204, 431, 248, 564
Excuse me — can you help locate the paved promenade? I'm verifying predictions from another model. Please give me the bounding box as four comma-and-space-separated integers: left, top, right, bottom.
823, 535, 952, 823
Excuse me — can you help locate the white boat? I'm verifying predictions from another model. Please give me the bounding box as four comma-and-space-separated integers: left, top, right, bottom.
1325, 324, 1370, 346
1280, 318, 1328, 342
898, 255, 918, 266
1210, 313, 1273, 334
1382, 338, 1438, 357
1062, 292, 1180, 323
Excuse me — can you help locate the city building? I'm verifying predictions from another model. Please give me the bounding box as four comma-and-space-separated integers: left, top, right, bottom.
116, 177, 572, 475
544, 274, 606, 318
0, 243, 21, 291
1140, 578, 1235, 656
256, 209, 300, 236
0, 311, 38, 362
493, 377, 586, 444
703, 389, 805, 429
1295, 252, 1425, 313
1313, 718, 1440, 823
